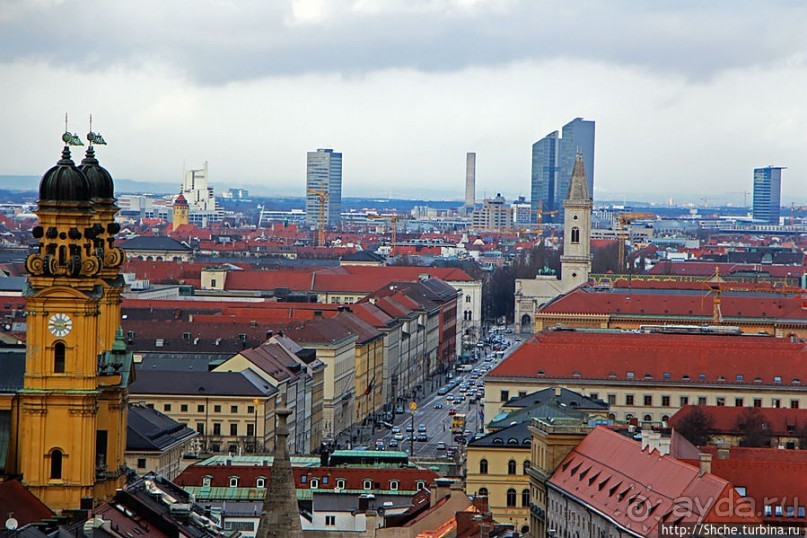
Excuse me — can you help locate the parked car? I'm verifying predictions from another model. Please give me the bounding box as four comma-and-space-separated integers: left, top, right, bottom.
416, 433, 428, 442
389, 439, 399, 448
436, 442, 446, 450
395, 406, 404, 414
418, 424, 427, 432
405, 424, 414, 432
394, 433, 404, 441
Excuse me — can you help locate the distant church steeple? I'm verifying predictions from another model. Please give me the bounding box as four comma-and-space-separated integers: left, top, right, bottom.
256, 401, 302, 538
560, 151, 592, 289
172, 193, 189, 231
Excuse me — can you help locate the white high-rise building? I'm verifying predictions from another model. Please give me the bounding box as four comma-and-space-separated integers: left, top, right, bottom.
180, 162, 221, 225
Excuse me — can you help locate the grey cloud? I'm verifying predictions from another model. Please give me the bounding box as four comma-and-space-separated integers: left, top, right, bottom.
1, 0, 805, 84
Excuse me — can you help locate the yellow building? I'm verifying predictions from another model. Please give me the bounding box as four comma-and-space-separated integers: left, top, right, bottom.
13, 139, 132, 512
130, 369, 278, 454
526, 417, 592, 538
465, 422, 532, 535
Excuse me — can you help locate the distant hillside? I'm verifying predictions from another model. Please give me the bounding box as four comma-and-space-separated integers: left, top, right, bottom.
0, 175, 177, 195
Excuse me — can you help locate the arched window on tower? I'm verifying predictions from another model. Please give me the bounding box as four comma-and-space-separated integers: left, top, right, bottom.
571, 226, 580, 244
50, 449, 63, 479
508, 459, 517, 475
54, 342, 66, 373
479, 458, 488, 474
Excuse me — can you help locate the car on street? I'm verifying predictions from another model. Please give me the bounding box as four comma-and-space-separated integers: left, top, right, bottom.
389, 439, 399, 448
448, 408, 458, 415
416, 433, 428, 442
405, 424, 414, 432
437, 388, 448, 395
446, 446, 458, 457
436, 442, 446, 450
395, 406, 404, 414
394, 433, 404, 440
391, 427, 401, 434
434, 403, 443, 409
446, 395, 454, 402
375, 440, 385, 450
418, 424, 427, 432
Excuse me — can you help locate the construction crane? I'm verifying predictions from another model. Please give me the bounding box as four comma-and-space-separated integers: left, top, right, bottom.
534, 200, 558, 227
790, 203, 807, 225
616, 212, 656, 271
367, 214, 399, 246
306, 188, 329, 247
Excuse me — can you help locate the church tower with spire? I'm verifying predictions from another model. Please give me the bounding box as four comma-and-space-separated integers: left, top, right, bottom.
560, 151, 593, 290
17, 128, 131, 512
256, 402, 302, 538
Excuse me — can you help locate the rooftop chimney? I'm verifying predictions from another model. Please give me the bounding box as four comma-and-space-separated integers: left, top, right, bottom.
698, 453, 712, 477
716, 444, 730, 460
430, 478, 453, 506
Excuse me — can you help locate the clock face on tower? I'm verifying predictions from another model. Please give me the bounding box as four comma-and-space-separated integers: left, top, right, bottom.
48, 313, 73, 338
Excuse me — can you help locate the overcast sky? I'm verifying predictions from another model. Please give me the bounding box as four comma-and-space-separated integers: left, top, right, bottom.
1, 0, 806, 203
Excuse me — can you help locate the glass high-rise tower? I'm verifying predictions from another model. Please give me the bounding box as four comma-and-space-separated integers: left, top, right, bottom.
306, 148, 342, 228
752, 166, 784, 224
530, 118, 595, 222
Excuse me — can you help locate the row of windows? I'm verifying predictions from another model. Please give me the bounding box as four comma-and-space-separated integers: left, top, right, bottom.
193, 423, 256, 436
162, 403, 257, 414
619, 394, 800, 409
477, 487, 530, 508
478, 458, 530, 475
214, 475, 425, 491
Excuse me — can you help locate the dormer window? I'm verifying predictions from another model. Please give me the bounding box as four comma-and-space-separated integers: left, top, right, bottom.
202, 476, 212, 487
363, 479, 372, 490
310, 478, 319, 489
390, 480, 399, 491
336, 479, 346, 489
256, 477, 266, 488
229, 476, 239, 488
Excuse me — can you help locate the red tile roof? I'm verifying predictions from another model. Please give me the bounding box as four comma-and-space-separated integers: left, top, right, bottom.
670, 405, 807, 437
176, 464, 438, 492
683, 447, 807, 524
0, 480, 53, 526
488, 330, 806, 386
549, 427, 759, 535
539, 286, 807, 322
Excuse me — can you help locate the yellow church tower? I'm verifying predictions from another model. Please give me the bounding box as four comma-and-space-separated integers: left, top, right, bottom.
18, 129, 131, 512
172, 193, 189, 231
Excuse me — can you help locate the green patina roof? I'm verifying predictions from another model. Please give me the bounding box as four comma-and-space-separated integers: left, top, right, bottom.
186, 486, 418, 502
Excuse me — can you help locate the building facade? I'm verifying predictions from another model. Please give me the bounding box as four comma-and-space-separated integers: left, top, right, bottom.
306, 148, 343, 228
471, 194, 512, 231
752, 165, 784, 224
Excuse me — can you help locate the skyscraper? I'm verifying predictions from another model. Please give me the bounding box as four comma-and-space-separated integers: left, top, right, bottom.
752, 166, 784, 224
306, 148, 342, 228
530, 118, 595, 221
465, 152, 476, 210
530, 131, 559, 221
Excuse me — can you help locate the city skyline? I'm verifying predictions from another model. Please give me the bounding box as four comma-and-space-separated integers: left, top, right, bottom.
1, 2, 806, 202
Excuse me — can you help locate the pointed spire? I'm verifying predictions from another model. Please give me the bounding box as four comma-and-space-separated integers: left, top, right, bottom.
256, 400, 302, 538
566, 150, 590, 202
